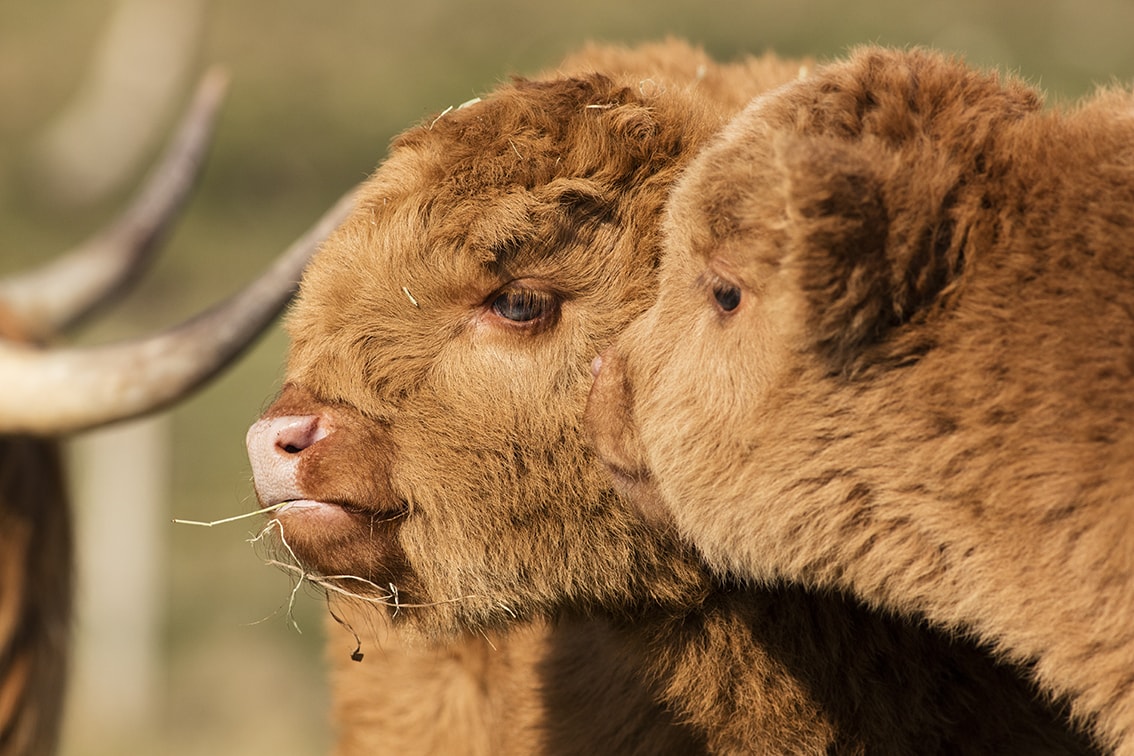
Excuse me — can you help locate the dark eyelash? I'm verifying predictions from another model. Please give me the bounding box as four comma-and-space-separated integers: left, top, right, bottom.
492, 288, 552, 323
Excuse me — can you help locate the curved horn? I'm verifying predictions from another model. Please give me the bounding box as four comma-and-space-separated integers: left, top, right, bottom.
0, 68, 228, 339
0, 189, 356, 435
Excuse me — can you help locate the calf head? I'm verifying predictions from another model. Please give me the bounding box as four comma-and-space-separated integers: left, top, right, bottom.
247, 69, 760, 637
587, 46, 1042, 537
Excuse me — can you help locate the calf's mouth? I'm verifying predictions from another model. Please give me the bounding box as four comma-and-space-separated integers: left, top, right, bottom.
246, 383, 413, 586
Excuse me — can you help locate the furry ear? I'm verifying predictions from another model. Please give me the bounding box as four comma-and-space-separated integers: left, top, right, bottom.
774, 134, 966, 374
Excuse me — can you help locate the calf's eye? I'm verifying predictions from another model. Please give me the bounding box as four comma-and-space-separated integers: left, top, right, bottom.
491, 287, 557, 325
713, 283, 741, 313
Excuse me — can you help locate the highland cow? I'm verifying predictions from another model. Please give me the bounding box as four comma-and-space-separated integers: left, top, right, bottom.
588, 46, 1131, 753
247, 42, 1099, 753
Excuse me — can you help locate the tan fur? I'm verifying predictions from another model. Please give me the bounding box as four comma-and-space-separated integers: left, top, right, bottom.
327, 607, 545, 755
589, 46, 1132, 752
249, 42, 1101, 753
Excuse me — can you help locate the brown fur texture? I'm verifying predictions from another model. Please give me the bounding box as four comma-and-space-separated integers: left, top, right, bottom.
588, 46, 1131, 752
0, 307, 72, 756
249, 42, 1097, 753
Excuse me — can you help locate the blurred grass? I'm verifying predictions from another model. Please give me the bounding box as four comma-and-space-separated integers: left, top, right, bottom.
1, 1, 1132, 754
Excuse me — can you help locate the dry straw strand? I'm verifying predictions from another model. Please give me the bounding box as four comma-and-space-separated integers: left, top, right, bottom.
429, 105, 454, 130
172, 500, 288, 527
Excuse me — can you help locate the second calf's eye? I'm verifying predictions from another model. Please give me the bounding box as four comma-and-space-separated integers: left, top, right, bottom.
713, 283, 741, 313
492, 287, 556, 324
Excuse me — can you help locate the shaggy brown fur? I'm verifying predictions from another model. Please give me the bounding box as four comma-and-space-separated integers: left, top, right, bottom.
249, 42, 1098, 753
588, 46, 1132, 752
0, 308, 71, 756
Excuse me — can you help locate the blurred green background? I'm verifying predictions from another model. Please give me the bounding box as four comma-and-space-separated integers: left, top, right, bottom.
1, 1, 1131, 754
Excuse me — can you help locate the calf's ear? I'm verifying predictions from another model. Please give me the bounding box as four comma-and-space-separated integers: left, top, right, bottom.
773, 134, 965, 375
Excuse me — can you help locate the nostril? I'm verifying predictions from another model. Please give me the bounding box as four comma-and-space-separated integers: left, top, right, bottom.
246, 413, 328, 508
269, 415, 328, 456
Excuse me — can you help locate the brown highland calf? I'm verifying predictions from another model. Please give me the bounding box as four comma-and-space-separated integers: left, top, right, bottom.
588, 46, 1134, 754
247, 41, 1099, 753
316, 42, 830, 756
0, 72, 350, 755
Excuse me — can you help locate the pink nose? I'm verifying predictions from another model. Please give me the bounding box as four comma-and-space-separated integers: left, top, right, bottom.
245, 415, 328, 508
